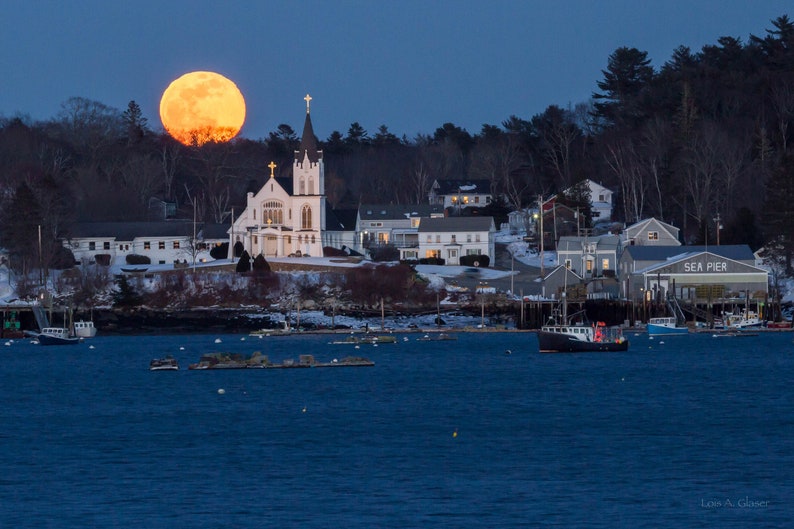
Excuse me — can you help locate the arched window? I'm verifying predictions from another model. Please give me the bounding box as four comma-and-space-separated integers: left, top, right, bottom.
262, 200, 284, 225
301, 205, 312, 229
311, 235, 316, 244
299, 177, 305, 195
253, 209, 256, 220
308, 176, 315, 195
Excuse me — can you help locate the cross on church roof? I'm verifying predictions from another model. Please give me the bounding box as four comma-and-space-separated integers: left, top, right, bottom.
268, 161, 277, 178
304, 93, 312, 114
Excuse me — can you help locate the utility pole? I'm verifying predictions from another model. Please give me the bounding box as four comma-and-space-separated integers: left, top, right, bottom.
714, 213, 722, 246
538, 194, 545, 278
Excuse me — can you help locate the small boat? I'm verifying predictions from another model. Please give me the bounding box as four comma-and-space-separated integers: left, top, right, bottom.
150, 356, 179, 370
720, 309, 763, 329
647, 317, 689, 336
73, 320, 97, 338
34, 327, 81, 346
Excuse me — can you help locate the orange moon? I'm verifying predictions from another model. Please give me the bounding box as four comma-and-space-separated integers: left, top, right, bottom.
159, 71, 246, 146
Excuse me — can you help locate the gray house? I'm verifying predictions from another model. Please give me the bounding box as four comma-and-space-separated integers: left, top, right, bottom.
556, 235, 620, 279
622, 218, 680, 247
355, 204, 444, 259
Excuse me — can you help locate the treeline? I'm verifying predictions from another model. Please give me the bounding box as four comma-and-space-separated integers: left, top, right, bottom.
2, 15, 794, 277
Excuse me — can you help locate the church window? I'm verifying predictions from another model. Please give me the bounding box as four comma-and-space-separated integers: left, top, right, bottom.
309, 176, 315, 195
263, 200, 284, 225
253, 210, 256, 220
311, 235, 316, 244
301, 205, 312, 229
299, 177, 305, 195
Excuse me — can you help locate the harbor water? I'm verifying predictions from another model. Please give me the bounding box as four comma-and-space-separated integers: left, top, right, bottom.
1, 331, 792, 527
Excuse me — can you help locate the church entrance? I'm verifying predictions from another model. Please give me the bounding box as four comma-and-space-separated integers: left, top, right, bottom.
265, 235, 278, 256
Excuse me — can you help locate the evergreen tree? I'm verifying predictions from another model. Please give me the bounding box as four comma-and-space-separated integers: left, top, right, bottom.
236, 250, 252, 273
112, 275, 143, 307
761, 153, 794, 272
121, 100, 148, 145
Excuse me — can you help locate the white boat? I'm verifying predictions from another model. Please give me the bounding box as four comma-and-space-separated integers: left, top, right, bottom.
647, 317, 689, 336
721, 309, 763, 329
73, 320, 97, 338
35, 327, 81, 346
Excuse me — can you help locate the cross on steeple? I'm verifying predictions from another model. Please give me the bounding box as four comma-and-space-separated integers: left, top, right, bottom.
304, 93, 312, 114
268, 161, 277, 178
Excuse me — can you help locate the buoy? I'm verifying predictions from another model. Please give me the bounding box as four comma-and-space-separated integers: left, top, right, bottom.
659, 341, 665, 345
505, 349, 512, 355
89, 345, 95, 349
453, 428, 458, 438
302, 406, 307, 413
4, 342, 10, 346
179, 346, 185, 351
214, 338, 222, 344
354, 345, 360, 349
240, 337, 246, 341
217, 388, 225, 395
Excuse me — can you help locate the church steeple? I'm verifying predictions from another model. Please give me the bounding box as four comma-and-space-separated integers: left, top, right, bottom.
296, 93, 321, 163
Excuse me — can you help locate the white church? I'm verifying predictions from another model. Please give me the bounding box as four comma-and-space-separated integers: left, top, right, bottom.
229, 95, 327, 258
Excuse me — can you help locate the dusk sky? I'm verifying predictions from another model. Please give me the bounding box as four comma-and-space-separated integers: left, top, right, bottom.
2, 1, 791, 141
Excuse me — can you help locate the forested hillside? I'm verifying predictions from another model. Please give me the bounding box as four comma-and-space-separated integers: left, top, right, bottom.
1, 15, 793, 276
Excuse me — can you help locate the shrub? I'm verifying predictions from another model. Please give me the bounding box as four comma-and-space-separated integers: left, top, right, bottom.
459, 254, 489, 267
126, 254, 151, 265
210, 242, 229, 259
418, 257, 446, 265
94, 254, 111, 266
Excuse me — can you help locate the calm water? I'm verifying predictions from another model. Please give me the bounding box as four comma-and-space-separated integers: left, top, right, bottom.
1, 331, 792, 528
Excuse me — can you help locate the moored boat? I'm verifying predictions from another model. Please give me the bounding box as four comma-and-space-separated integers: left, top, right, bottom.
647, 317, 689, 336
149, 356, 179, 370
73, 320, 97, 338
720, 309, 763, 329
537, 321, 628, 353
35, 327, 81, 346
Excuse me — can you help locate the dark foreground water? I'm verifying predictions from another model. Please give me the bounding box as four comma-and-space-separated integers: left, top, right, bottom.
1, 331, 792, 528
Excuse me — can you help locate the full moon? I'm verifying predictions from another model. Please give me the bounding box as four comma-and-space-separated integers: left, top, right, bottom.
159, 71, 246, 146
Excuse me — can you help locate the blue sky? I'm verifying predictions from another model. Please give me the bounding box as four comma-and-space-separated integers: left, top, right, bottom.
1, 1, 790, 141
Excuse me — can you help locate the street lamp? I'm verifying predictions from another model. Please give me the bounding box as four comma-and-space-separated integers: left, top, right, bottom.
713, 213, 723, 246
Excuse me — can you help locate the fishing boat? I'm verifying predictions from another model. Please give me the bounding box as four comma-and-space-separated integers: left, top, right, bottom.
34, 327, 81, 346
73, 320, 97, 338
149, 356, 179, 370
536, 293, 628, 353
720, 309, 763, 329
647, 317, 689, 336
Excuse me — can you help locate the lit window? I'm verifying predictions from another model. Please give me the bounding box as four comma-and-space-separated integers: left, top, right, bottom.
159, 241, 165, 250
648, 231, 659, 240
144, 241, 150, 250
173, 241, 180, 249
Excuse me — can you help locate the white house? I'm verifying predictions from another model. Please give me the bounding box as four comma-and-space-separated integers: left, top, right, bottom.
229, 95, 326, 258
428, 179, 492, 212
62, 221, 229, 267
561, 179, 614, 221
621, 217, 681, 247
417, 216, 495, 266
